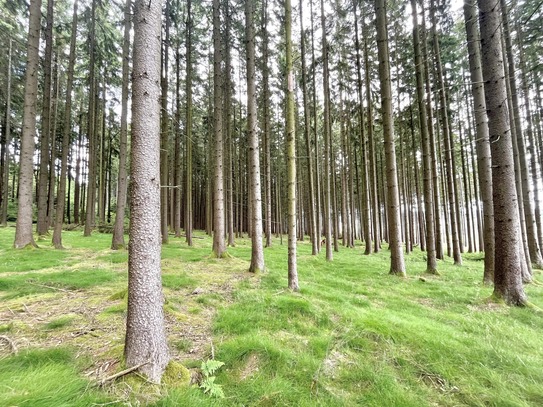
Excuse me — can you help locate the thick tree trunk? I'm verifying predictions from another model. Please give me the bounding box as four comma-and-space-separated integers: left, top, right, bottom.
125, 0, 169, 382
374, 0, 405, 276
14, 0, 42, 249
478, 0, 527, 305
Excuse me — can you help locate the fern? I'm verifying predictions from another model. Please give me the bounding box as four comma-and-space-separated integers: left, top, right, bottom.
201, 360, 225, 377
199, 360, 225, 398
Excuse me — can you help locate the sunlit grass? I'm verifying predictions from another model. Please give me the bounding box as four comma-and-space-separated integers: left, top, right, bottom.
0, 225, 542, 406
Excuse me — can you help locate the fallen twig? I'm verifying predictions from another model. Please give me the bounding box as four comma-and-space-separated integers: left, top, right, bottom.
26, 281, 71, 293
0, 335, 18, 354
99, 360, 150, 387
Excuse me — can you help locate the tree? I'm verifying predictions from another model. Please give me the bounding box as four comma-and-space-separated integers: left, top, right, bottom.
124, 0, 170, 382
185, 0, 194, 246
246, 0, 264, 272
374, 0, 405, 276
212, 0, 227, 258
286, 0, 298, 290
410, 0, 437, 274
14, 0, 42, 249
463, 0, 494, 284
1, 38, 12, 228
477, 0, 527, 305
111, 0, 132, 250
52, 0, 79, 249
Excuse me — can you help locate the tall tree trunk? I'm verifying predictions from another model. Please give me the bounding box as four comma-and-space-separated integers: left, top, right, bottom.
246, 0, 264, 272
320, 0, 333, 261
212, 0, 226, 257
299, 0, 318, 255
14, 0, 42, 248
261, 0, 272, 247
125, 0, 169, 383
160, 0, 170, 244
411, 0, 437, 274
429, 0, 461, 265
36, 0, 54, 237
374, 0, 405, 276
84, 0, 97, 237
185, 0, 194, 246
286, 0, 298, 290
354, 2, 372, 254
111, 0, 131, 250
52, 0, 78, 249
1, 39, 12, 227
478, 0, 527, 305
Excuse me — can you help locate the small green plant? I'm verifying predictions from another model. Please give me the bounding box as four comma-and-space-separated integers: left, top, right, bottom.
199, 359, 225, 398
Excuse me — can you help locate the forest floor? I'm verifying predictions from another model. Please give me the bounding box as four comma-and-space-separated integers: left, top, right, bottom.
0, 225, 542, 406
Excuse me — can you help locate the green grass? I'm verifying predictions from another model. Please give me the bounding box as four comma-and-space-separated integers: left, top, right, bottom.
0, 226, 542, 406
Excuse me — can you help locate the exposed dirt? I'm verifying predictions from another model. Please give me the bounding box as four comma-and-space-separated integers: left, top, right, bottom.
0, 248, 256, 385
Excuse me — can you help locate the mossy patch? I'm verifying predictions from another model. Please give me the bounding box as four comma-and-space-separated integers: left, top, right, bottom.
162, 360, 191, 388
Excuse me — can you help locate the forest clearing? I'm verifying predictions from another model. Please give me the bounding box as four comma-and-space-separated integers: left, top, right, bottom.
0, 226, 542, 406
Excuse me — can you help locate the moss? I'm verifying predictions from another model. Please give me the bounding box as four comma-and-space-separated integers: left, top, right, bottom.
162, 361, 191, 388
109, 288, 128, 300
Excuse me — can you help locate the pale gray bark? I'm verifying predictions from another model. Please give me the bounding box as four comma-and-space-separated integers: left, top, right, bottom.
125, 0, 169, 382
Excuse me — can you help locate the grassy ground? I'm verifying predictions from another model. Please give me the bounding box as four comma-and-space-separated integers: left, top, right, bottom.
0, 225, 542, 406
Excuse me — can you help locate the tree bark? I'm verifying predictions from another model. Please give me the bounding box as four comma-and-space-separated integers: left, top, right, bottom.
111, 0, 132, 250
374, 0, 405, 276
125, 0, 169, 382
478, 0, 527, 305
52, 0, 78, 249
185, 0, 194, 246
1, 39, 12, 227
14, 0, 42, 249
212, 0, 226, 257
246, 0, 264, 272
411, 0, 437, 274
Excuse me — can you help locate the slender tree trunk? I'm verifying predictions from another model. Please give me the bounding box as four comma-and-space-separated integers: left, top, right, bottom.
320, 0, 333, 261
125, 0, 169, 383
285, 0, 298, 290
299, 0, 318, 255
185, 0, 194, 246
374, 0, 405, 276
246, 0, 264, 272
478, 0, 527, 305
354, 2, 372, 254
52, 0, 78, 249
261, 0, 273, 248
36, 0, 54, 237
111, 0, 131, 249
160, 0, 170, 244
212, 0, 226, 257
411, 0, 437, 274
84, 0, 97, 237
1, 39, 12, 227
14, 0, 42, 248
